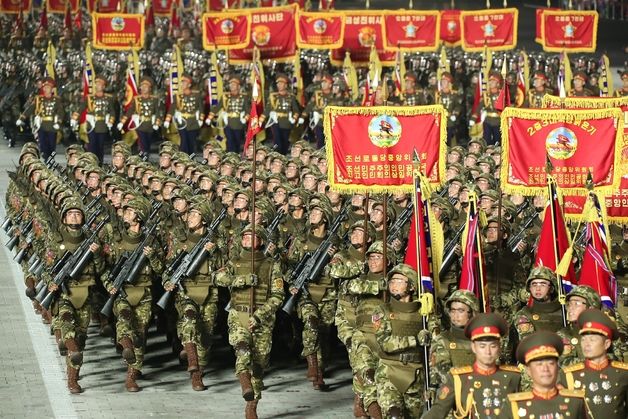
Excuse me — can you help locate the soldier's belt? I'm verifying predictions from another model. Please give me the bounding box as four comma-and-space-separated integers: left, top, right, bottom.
233, 304, 258, 313
486, 112, 500, 118
180, 113, 195, 118
141, 116, 152, 121
275, 112, 289, 117
94, 116, 105, 121
41, 117, 54, 121
397, 352, 423, 365
228, 112, 240, 117
340, 294, 360, 306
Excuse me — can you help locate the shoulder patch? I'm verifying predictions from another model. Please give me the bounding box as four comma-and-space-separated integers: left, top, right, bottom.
450, 366, 473, 375
611, 360, 628, 370
516, 315, 531, 325
499, 365, 521, 373
273, 278, 284, 289
563, 363, 585, 373
559, 388, 585, 398
507, 391, 533, 402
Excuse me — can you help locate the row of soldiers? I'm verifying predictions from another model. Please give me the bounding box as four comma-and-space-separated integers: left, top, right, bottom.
4, 134, 628, 417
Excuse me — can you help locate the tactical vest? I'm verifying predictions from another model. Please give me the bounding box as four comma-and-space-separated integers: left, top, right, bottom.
441, 327, 474, 367
181, 232, 217, 305
301, 234, 335, 303
230, 250, 275, 308
58, 227, 96, 308
523, 300, 564, 333
379, 299, 423, 364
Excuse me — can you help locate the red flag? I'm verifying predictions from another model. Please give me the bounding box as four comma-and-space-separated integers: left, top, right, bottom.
169, 1, 180, 37
534, 178, 576, 290
145, 0, 155, 28
404, 183, 434, 293
458, 198, 489, 312
13, 7, 24, 35
65, 3, 75, 33
470, 72, 482, 122
243, 70, 263, 156
123, 69, 138, 130
494, 82, 510, 112
579, 221, 616, 308
39, 4, 48, 31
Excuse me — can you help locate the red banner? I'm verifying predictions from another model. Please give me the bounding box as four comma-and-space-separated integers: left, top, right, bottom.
381, 11, 440, 52
324, 105, 447, 193
87, 0, 120, 13
229, 4, 297, 64
540, 10, 598, 52
330, 11, 396, 67
208, 0, 239, 10
47, 0, 79, 13
296, 10, 344, 50
500, 107, 624, 197
439, 9, 461, 47
202, 12, 251, 50
92, 13, 145, 50
535, 7, 559, 43
0, 0, 31, 13
460, 8, 518, 51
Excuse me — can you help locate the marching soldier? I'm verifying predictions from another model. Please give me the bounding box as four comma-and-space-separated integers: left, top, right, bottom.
527, 71, 551, 108
480, 72, 503, 146
372, 263, 430, 418
424, 312, 521, 418
560, 309, 628, 419
16, 77, 64, 160
118, 76, 161, 157
265, 73, 302, 155
508, 331, 590, 418
614, 70, 628, 97
402, 72, 428, 106
214, 225, 285, 419
164, 74, 204, 155
436, 72, 463, 145
557, 286, 602, 366
209, 75, 250, 154
102, 197, 163, 392
304, 73, 336, 148
569, 72, 594, 97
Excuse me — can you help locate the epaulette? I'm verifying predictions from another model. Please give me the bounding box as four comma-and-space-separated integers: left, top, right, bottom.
499, 365, 520, 373
611, 360, 628, 370
507, 391, 533, 402
563, 363, 585, 373
450, 366, 473, 375
559, 388, 585, 398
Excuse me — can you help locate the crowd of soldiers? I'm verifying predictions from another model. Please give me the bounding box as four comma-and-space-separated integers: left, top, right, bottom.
2, 6, 628, 419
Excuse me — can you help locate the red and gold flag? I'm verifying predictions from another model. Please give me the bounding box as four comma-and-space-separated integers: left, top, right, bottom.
0, 0, 31, 13
330, 11, 396, 67
499, 107, 624, 196
87, 0, 120, 13
92, 13, 145, 50
153, 0, 174, 16
540, 10, 598, 52
460, 8, 518, 52
229, 4, 298, 63
47, 0, 79, 13
324, 105, 447, 193
208, 0, 239, 10
439, 9, 461, 47
535, 7, 559, 43
296, 10, 344, 50
202, 12, 250, 50
381, 10, 439, 52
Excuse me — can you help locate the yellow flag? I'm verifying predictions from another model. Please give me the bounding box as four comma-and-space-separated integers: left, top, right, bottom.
599, 54, 613, 97
45, 41, 56, 81
368, 45, 381, 87
562, 51, 572, 94
343, 52, 359, 102
437, 46, 448, 82
293, 49, 305, 106
392, 48, 406, 100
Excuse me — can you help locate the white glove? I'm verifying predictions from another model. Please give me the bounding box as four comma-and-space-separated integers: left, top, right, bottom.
297, 117, 305, 126
197, 120, 203, 128
116, 122, 123, 131
70, 119, 78, 130
240, 111, 247, 124
15, 119, 24, 127
152, 124, 159, 131
450, 115, 457, 122
53, 123, 60, 130
163, 120, 170, 129
205, 118, 212, 126
106, 122, 113, 130
469, 120, 475, 127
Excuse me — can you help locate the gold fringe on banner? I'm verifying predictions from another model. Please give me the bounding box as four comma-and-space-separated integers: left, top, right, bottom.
499, 107, 625, 197
540, 10, 599, 53
324, 105, 448, 195
542, 93, 628, 109
459, 8, 519, 52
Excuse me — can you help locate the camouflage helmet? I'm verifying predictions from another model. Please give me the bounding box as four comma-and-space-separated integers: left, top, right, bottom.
171, 185, 194, 203
309, 199, 334, 224
123, 197, 152, 222
526, 266, 557, 290
479, 188, 499, 202
241, 224, 269, 242
387, 263, 418, 292
430, 195, 454, 221
349, 220, 377, 239
446, 290, 480, 314
61, 195, 85, 219
566, 285, 602, 310
189, 200, 213, 224
366, 240, 394, 259
20, 142, 40, 162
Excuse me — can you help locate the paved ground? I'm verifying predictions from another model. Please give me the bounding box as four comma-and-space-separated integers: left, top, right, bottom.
0, 142, 354, 418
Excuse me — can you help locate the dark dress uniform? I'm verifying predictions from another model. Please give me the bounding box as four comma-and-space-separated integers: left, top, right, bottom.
19, 80, 64, 159
76, 92, 116, 163
122, 93, 161, 156
167, 85, 204, 155
215, 92, 250, 153
265, 77, 301, 155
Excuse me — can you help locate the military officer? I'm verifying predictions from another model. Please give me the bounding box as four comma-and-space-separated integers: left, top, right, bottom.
164, 73, 204, 154
508, 331, 590, 418
614, 70, 628, 97
402, 72, 428, 106
118, 76, 161, 157
560, 309, 628, 419
437, 72, 463, 145
424, 312, 521, 418
16, 77, 64, 160
557, 286, 602, 366
569, 72, 594, 97
209, 75, 250, 153
213, 225, 285, 419
480, 71, 503, 146
304, 73, 338, 148
372, 263, 430, 418
264, 73, 302, 155
527, 71, 551, 108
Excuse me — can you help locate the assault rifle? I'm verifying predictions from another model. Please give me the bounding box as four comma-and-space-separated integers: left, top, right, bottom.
281, 205, 348, 314
6, 218, 33, 251
387, 203, 413, 244
507, 212, 539, 254
157, 208, 226, 310
438, 222, 466, 277
37, 217, 109, 310
262, 208, 285, 256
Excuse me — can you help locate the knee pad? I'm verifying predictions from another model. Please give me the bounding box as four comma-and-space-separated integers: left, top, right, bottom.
234, 341, 250, 356
184, 308, 197, 320
119, 308, 132, 321
60, 312, 74, 322
306, 315, 319, 329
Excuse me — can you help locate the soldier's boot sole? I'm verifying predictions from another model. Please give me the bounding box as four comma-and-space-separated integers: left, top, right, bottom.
119, 337, 136, 365
366, 402, 383, 419
305, 354, 318, 382
32, 299, 42, 314
191, 371, 205, 391
245, 400, 259, 419
67, 367, 82, 394
125, 367, 140, 393
42, 309, 52, 324
239, 372, 255, 401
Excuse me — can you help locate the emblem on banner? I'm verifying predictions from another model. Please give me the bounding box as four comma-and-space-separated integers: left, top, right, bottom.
482, 21, 495, 37
253, 25, 271, 46
546, 127, 578, 160
368, 115, 402, 148
313, 19, 327, 34
563, 21, 576, 38
404, 22, 418, 38
221, 19, 235, 35
447, 20, 457, 34
358, 27, 376, 47
111, 17, 126, 32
